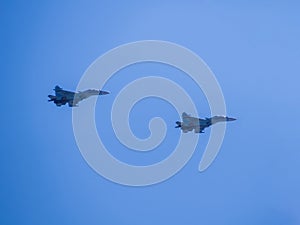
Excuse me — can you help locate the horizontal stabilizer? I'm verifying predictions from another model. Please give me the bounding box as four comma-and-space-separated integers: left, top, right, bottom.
48, 95, 56, 101
175, 121, 181, 128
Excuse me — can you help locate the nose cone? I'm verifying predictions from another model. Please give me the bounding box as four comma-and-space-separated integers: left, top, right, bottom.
99, 90, 110, 95
226, 117, 236, 121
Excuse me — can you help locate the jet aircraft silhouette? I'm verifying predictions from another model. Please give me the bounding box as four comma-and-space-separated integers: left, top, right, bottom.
175, 112, 236, 133
48, 85, 109, 107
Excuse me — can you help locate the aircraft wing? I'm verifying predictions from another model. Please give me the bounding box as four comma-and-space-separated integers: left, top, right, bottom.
181, 112, 206, 133
194, 126, 205, 133
182, 116, 191, 125
54, 87, 75, 98
56, 101, 67, 106
194, 126, 201, 133
68, 100, 78, 107
182, 112, 194, 125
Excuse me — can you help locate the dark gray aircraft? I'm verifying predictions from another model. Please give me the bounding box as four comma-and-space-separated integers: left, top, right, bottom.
175, 112, 236, 133
48, 85, 109, 107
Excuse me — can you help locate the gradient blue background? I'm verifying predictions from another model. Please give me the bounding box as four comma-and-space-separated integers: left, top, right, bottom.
2, 1, 300, 224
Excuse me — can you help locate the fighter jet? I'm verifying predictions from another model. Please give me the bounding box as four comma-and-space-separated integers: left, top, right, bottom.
48, 85, 109, 107
175, 112, 236, 133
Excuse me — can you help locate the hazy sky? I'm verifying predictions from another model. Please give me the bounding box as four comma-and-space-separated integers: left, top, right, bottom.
2, 1, 300, 225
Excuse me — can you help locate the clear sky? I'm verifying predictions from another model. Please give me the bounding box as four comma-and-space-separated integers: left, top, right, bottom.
1, 1, 300, 224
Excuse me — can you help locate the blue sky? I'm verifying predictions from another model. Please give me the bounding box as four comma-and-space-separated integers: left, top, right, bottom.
1, 1, 300, 224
